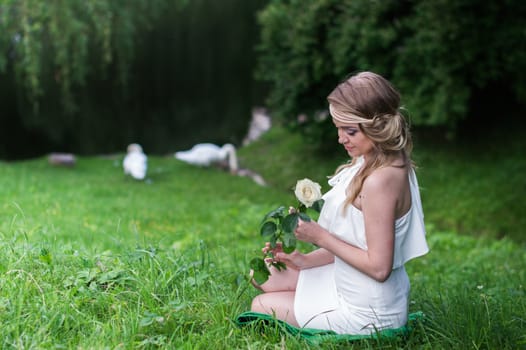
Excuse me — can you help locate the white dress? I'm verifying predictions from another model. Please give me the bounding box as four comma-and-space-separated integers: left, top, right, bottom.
294, 158, 429, 334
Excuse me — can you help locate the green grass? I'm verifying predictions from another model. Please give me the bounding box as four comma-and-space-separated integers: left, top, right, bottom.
0, 126, 524, 348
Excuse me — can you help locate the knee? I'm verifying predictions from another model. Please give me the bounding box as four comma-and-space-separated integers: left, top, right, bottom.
250, 296, 260, 312
251, 295, 265, 313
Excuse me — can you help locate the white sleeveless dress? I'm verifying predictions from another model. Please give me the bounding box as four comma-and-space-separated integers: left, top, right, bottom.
294, 158, 429, 334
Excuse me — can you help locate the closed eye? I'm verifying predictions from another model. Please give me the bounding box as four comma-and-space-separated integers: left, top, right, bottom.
345, 128, 359, 136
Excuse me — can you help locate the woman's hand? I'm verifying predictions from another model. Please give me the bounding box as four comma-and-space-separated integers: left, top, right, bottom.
263, 242, 306, 270
294, 219, 325, 245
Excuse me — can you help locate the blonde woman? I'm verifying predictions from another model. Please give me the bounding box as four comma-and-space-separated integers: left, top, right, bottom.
251, 71, 429, 335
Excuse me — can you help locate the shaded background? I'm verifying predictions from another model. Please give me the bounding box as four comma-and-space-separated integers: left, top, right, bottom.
0, 0, 524, 160
0, 0, 268, 159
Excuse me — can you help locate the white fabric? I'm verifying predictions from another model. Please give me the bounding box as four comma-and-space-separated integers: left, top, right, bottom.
294, 158, 429, 334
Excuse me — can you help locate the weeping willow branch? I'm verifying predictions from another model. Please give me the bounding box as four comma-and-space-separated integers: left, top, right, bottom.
0, 0, 183, 116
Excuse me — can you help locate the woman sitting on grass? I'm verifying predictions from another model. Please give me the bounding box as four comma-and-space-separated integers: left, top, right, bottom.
251, 71, 429, 335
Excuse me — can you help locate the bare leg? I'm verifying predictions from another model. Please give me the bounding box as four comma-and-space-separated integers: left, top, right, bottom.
250, 265, 301, 327
251, 291, 299, 327
251, 265, 300, 292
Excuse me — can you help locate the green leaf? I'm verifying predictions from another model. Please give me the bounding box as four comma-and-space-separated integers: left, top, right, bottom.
249, 257, 267, 271
311, 199, 325, 213
249, 258, 270, 285
270, 234, 278, 248
282, 213, 299, 233
262, 206, 285, 222
271, 261, 287, 271
298, 212, 311, 222
260, 221, 277, 238
282, 231, 296, 253
282, 243, 296, 254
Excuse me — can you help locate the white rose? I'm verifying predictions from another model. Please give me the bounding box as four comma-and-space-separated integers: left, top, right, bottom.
294, 178, 322, 208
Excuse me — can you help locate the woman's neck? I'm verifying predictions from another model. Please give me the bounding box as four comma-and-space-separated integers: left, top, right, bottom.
363, 150, 407, 168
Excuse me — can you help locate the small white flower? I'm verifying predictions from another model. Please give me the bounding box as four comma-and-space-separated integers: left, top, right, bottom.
294, 178, 322, 208
477, 285, 484, 290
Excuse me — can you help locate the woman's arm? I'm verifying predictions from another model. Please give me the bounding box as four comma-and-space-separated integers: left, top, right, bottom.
299, 248, 335, 268
270, 245, 334, 270
295, 168, 402, 282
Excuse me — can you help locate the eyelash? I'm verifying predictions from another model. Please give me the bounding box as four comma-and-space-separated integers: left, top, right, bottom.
346, 128, 358, 136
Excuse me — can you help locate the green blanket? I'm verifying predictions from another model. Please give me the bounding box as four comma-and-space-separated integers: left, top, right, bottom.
234, 311, 424, 345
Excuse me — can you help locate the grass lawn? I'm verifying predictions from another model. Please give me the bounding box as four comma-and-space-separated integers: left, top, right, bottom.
0, 125, 524, 348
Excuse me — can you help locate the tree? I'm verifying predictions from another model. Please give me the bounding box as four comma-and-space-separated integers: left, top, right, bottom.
255, 0, 526, 141
0, 0, 267, 158
0, 0, 180, 129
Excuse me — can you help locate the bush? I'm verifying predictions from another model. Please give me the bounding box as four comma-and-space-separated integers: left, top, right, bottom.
255, 0, 526, 143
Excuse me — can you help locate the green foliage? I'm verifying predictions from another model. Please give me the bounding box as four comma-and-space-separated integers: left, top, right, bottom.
256, 0, 526, 135
393, 0, 526, 128
0, 0, 266, 157
0, 0, 176, 115
260, 204, 312, 252
255, 0, 339, 122
251, 197, 323, 285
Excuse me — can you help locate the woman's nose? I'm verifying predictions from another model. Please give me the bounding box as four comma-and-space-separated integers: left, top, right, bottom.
337, 130, 346, 144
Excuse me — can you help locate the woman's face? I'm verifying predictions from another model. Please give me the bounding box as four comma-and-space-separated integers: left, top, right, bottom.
334, 120, 375, 159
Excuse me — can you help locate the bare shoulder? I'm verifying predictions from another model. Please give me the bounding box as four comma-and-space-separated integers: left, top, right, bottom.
361, 165, 411, 218
363, 166, 407, 193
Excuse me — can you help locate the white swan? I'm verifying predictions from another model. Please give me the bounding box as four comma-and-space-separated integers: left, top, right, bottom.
174, 143, 238, 173
123, 143, 148, 180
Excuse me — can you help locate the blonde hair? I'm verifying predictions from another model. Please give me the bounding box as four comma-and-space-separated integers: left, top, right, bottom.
327, 72, 413, 209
